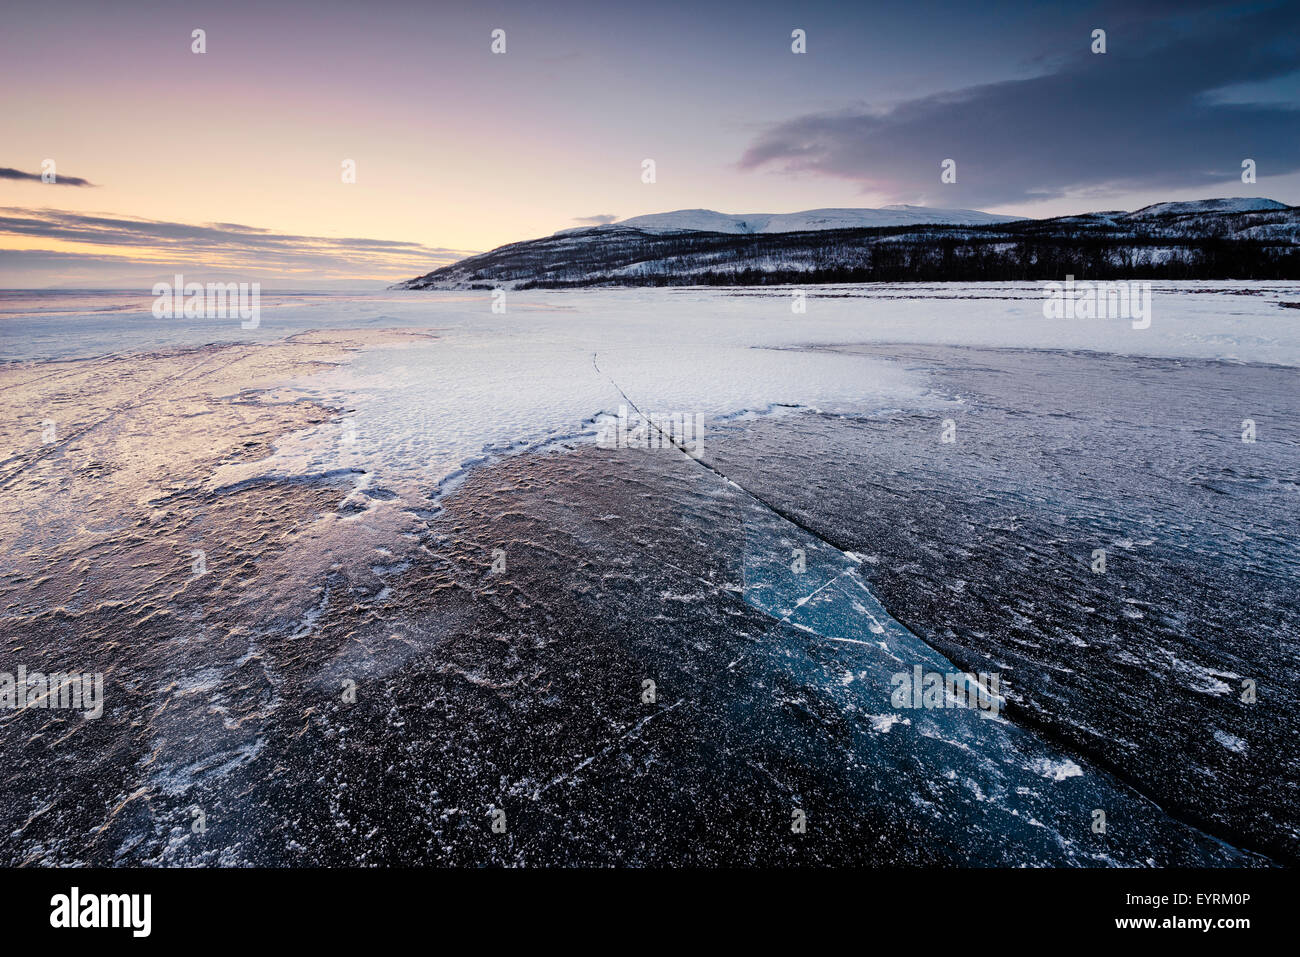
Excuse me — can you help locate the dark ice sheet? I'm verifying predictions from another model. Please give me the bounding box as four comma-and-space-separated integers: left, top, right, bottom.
2, 344, 1293, 866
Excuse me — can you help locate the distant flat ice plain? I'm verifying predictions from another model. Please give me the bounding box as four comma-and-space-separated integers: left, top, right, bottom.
5, 282, 1297, 497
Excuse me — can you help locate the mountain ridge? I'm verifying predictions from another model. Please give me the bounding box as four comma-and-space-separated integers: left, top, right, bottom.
396, 198, 1300, 289
577, 205, 1025, 235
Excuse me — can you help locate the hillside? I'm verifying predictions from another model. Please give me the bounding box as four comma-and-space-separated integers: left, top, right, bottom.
396, 199, 1300, 288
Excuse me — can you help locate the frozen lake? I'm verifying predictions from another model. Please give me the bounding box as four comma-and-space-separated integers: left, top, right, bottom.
0, 283, 1296, 865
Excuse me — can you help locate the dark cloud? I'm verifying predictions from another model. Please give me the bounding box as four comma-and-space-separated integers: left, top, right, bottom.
0, 166, 96, 187
573, 214, 619, 225
738, 2, 1300, 207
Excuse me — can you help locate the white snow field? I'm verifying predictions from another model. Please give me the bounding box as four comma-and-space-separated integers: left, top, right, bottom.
4, 281, 1298, 500
604, 204, 1024, 233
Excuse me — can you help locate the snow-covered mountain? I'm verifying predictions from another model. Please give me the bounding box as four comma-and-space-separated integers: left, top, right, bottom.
396, 198, 1299, 289
1122, 198, 1289, 220
591, 205, 1022, 234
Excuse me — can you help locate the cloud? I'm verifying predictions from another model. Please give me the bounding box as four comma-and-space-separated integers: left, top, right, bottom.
0, 166, 96, 187
737, 2, 1300, 208
0, 208, 477, 284
572, 214, 619, 225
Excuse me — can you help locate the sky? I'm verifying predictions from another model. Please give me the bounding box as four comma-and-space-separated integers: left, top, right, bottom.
1, 0, 1297, 287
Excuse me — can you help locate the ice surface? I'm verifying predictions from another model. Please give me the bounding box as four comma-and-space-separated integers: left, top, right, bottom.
8, 282, 1299, 365
7, 282, 1299, 507
2, 282, 1296, 864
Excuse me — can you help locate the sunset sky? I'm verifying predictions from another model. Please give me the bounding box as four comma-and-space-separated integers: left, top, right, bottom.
2, 0, 1297, 287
